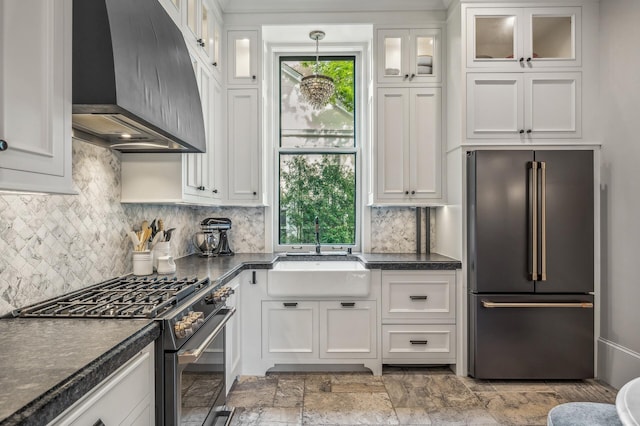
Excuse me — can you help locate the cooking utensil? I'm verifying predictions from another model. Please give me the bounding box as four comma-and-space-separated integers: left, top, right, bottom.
150, 219, 157, 237
165, 228, 176, 242
128, 231, 141, 247
151, 231, 164, 249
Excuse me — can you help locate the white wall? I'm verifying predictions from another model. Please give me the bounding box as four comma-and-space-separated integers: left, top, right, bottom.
598, 0, 640, 388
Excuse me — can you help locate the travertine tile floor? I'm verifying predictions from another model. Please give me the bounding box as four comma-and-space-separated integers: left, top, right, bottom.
227, 367, 618, 425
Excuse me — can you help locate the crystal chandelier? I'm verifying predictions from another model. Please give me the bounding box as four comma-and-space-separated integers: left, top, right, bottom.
300, 30, 335, 109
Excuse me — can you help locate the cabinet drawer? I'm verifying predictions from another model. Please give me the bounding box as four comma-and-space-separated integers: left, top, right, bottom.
382, 324, 456, 363
51, 345, 154, 425
382, 272, 455, 321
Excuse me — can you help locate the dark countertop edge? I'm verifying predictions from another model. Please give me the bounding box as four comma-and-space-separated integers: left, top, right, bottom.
358, 260, 463, 270
202, 254, 461, 288
195, 253, 462, 287
2, 322, 160, 426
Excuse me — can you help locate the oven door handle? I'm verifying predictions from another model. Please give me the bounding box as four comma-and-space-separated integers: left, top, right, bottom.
178, 307, 236, 365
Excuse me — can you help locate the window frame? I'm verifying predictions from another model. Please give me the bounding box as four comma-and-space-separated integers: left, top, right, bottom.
273, 52, 362, 253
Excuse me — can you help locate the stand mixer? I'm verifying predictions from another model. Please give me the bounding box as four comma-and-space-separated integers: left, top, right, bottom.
193, 218, 234, 257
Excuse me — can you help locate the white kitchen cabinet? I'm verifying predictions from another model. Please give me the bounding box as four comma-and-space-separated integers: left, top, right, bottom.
226, 30, 259, 86
381, 272, 455, 322
381, 271, 456, 364
262, 300, 318, 359
374, 87, 443, 205
466, 6, 581, 70
376, 28, 441, 84
182, 0, 220, 68
120, 51, 222, 204
319, 301, 377, 359
262, 299, 377, 360
382, 324, 456, 363
466, 72, 581, 139
50, 343, 155, 426
0, 0, 73, 194
227, 89, 262, 205
225, 276, 241, 394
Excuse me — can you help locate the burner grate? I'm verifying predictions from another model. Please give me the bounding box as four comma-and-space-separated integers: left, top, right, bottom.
17, 276, 209, 319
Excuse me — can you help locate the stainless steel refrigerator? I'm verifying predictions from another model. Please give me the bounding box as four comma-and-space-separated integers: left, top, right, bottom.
467, 150, 594, 379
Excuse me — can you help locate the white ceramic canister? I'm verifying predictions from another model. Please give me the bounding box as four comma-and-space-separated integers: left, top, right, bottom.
132, 251, 153, 276
153, 241, 171, 271
157, 255, 176, 274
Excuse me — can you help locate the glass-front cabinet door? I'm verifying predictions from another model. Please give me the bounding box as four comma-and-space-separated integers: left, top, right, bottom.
377, 28, 440, 84
227, 30, 258, 85
467, 7, 580, 69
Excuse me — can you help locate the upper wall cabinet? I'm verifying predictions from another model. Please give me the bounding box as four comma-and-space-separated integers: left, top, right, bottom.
466, 7, 581, 70
227, 30, 259, 85
377, 28, 441, 84
182, 0, 222, 77
374, 87, 443, 205
0, 0, 74, 194
466, 72, 581, 140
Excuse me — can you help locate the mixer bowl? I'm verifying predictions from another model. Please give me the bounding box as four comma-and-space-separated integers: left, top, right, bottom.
193, 231, 219, 256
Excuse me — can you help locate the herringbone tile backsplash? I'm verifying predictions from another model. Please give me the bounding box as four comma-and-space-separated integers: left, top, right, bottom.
0, 141, 264, 315
0, 141, 434, 315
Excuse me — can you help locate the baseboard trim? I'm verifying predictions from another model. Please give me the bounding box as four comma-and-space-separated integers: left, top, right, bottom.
598, 338, 640, 389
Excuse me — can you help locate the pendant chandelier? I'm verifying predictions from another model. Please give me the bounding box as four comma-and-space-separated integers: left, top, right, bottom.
300, 30, 335, 109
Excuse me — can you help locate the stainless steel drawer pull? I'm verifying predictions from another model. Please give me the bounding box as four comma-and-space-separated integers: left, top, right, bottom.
341, 302, 355, 307
482, 301, 594, 309
410, 340, 428, 345
283, 302, 298, 307
409, 295, 428, 300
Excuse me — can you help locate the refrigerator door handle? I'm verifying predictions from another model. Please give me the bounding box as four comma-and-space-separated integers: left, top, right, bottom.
540, 161, 547, 281
482, 301, 594, 309
529, 161, 539, 281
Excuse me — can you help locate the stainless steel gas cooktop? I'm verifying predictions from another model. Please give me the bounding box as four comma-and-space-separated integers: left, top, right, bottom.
15, 276, 210, 319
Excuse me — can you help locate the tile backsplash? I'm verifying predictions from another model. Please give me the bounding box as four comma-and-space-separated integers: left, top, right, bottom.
0, 140, 435, 315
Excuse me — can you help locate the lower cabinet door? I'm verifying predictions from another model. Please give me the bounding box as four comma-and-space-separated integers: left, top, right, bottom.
382, 324, 456, 363
319, 301, 377, 359
261, 301, 318, 359
50, 344, 154, 425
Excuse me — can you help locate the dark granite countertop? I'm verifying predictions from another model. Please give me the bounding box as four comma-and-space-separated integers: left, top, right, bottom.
0, 319, 159, 426
0, 252, 458, 425
173, 252, 461, 286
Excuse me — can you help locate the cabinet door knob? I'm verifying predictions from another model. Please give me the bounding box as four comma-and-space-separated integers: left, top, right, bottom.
212, 62, 218, 67
198, 185, 206, 190
212, 189, 218, 193
252, 75, 257, 80
0, 139, 7, 151
253, 191, 257, 196
519, 57, 524, 63
526, 129, 532, 134
519, 129, 525, 134
403, 74, 409, 80
410, 73, 416, 80
411, 190, 416, 195
405, 191, 409, 195
526, 57, 532, 62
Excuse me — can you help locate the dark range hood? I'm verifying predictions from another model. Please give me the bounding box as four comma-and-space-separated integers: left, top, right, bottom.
72, 0, 206, 153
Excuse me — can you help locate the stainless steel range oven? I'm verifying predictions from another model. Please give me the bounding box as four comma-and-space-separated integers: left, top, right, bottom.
158, 283, 236, 425
14, 275, 236, 426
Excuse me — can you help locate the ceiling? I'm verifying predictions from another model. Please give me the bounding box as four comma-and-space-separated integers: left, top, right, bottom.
218, 0, 450, 14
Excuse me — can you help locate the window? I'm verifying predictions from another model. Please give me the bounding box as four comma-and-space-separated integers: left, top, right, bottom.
277, 56, 358, 251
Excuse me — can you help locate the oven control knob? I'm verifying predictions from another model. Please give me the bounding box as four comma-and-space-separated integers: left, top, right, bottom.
174, 322, 189, 339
